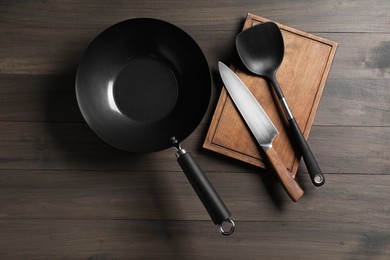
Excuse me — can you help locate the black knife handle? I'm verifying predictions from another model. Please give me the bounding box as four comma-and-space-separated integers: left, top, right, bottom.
289, 117, 325, 186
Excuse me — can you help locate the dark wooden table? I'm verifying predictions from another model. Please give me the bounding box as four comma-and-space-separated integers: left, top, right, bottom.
0, 1, 389, 259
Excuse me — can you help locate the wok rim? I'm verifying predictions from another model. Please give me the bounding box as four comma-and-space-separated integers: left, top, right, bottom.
75, 18, 211, 153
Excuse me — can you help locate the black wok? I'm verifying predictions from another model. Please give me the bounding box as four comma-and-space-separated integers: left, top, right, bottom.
76, 18, 234, 235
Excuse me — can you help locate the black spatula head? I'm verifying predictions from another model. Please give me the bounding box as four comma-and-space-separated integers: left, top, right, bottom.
236, 22, 284, 78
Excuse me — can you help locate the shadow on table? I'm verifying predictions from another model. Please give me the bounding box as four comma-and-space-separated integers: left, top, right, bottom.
43, 74, 192, 258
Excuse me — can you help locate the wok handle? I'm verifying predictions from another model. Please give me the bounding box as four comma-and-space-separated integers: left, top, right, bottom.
172, 138, 234, 236
270, 75, 325, 187
264, 146, 304, 202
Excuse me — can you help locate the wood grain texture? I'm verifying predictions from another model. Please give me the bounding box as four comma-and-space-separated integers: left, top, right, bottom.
264, 147, 304, 202
0, 220, 388, 260
0, 75, 388, 127
0, 1, 388, 75
0, 123, 388, 174
316, 78, 390, 126
0, 170, 389, 223
0, 0, 389, 259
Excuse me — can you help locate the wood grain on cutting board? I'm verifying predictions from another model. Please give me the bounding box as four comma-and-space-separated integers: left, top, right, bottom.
204, 13, 338, 176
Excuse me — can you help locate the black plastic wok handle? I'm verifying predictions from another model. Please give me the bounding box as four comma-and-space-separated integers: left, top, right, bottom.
171, 138, 235, 236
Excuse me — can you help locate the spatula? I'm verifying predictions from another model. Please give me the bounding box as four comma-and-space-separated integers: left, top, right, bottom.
236, 22, 325, 187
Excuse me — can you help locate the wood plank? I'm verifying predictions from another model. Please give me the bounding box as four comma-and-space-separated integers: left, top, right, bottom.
0, 122, 388, 174
0, 74, 221, 124
1, 30, 387, 78
316, 78, 390, 126
319, 33, 390, 80
0, 75, 82, 122
0, 1, 388, 76
307, 126, 390, 174
0, 74, 388, 127
0, 170, 389, 224
1, 31, 386, 80
0, 0, 389, 33
0, 219, 388, 259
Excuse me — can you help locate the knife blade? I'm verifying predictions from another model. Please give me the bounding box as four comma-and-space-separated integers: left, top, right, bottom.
218, 61, 303, 202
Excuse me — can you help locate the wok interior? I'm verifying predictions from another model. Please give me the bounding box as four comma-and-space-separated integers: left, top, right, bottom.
76, 18, 211, 152
113, 55, 179, 122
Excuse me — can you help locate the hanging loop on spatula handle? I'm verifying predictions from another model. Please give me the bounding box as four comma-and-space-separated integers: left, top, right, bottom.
288, 117, 325, 186
269, 75, 325, 187
171, 137, 235, 236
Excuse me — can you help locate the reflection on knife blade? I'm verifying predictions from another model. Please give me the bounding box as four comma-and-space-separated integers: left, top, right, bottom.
218, 61, 303, 202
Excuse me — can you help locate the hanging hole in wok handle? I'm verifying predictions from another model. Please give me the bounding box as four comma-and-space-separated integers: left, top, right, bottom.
219, 219, 235, 236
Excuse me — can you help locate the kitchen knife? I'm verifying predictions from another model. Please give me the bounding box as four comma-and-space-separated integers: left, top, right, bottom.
218, 61, 303, 202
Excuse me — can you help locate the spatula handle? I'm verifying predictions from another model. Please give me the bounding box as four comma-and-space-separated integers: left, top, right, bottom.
264, 146, 304, 202
289, 118, 325, 186
270, 75, 325, 187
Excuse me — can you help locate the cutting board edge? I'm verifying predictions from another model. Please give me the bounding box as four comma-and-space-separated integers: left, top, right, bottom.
203, 13, 338, 177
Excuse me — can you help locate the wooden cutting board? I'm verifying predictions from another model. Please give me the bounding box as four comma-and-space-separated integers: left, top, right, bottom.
203, 13, 338, 177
